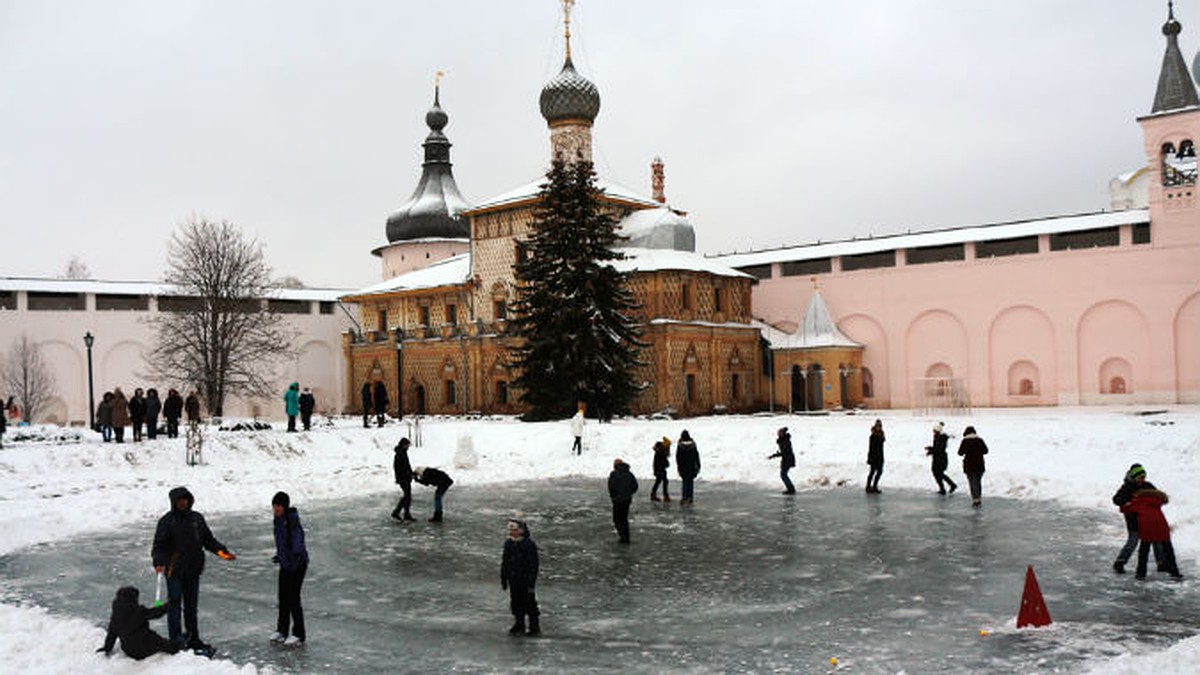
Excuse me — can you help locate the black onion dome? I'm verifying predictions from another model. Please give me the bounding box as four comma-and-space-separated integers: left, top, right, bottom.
385, 88, 471, 243
539, 56, 600, 124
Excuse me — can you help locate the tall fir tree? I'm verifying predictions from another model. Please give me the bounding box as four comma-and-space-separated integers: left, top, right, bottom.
510, 157, 643, 420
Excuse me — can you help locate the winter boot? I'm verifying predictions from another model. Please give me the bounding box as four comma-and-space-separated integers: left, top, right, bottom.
390, 510, 402, 521
527, 615, 541, 636
1112, 560, 1126, 574
402, 512, 415, 521
508, 617, 525, 636
429, 513, 443, 523
662, 495, 671, 502
650, 494, 660, 502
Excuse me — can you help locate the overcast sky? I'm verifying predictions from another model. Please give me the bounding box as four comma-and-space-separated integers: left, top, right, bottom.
1, 1, 1196, 289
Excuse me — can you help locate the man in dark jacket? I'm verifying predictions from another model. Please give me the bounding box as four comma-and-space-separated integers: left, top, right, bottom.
1111, 463, 1159, 574
360, 382, 373, 429
768, 427, 796, 494
144, 388, 162, 440
299, 387, 316, 431
184, 392, 201, 424
957, 426, 989, 507
391, 437, 415, 521
607, 459, 639, 543
163, 389, 183, 438
926, 421, 957, 495
271, 491, 309, 645
500, 517, 540, 636
98, 586, 180, 660
373, 381, 389, 427
675, 430, 701, 503
129, 388, 146, 442
151, 486, 236, 650
413, 466, 453, 522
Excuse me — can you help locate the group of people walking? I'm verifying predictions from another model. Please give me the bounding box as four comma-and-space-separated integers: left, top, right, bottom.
99, 486, 309, 661
96, 387, 199, 442
840, 420, 989, 506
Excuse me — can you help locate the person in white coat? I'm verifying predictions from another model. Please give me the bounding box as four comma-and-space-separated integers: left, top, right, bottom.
569, 405, 585, 455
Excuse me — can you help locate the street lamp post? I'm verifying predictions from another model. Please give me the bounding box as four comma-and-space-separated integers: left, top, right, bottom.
83, 332, 96, 430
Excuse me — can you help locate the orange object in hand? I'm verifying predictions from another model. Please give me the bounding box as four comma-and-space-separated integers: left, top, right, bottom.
217, 550, 236, 560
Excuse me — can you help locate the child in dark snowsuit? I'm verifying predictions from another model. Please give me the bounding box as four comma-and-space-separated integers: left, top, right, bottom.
768, 427, 797, 494
926, 421, 957, 495
500, 516, 541, 636
271, 491, 309, 645
1121, 488, 1183, 580
650, 438, 671, 502
98, 586, 180, 660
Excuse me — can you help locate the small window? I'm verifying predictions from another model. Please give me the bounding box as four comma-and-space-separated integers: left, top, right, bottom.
444, 380, 457, 405
96, 294, 149, 311
495, 381, 508, 405
268, 299, 309, 314
975, 236, 1039, 258
1109, 376, 1126, 394
681, 283, 692, 310
377, 309, 388, 331
158, 295, 203, 312
319, 301, 335, 315
685, 374, 696, 403
0, 291, 15, 310
738, 264, 772, 280
731, 373, 740, 400
841, 250, 896, 271
494, 300, 507, 321
781, 258, 832, 276
28, 292, 85, 311
1132, 223, 1151, 245
906, 244, 965, 265
713, 287, 723, 313
1049, 227, 1119, 251
446, 303, 458, 326
419, 306, 430, 327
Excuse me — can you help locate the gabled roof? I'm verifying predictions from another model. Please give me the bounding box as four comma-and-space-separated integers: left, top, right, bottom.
760, 291, 861, 350
611, 248, 754, 280
463, 177, 661, 216
341, 254, 471, 300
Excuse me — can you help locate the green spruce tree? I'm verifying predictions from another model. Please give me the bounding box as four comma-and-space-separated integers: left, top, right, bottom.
510, 157, 643, 420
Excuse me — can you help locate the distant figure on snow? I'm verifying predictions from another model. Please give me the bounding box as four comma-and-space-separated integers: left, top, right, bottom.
98, 586, 180, 660
283, 382, 300, 433
1120, 484, 1183, 580
373, 381, 389, 428
144, 388, 162, 440
111, 387, 130, 443
413, 466, 453, 522
607, 458, 639, 544
163, 389, 183, 438
651, 437, 671, 502
129, 388, 146, 442
299, 387, 315, 431
925, 421, 957, 495
391, 437, 415, 521
569, 404, 586, 455
1111, 463, 1161, 574
97, 391, 114, 441
768, 427, 796, 494
675, 430, 701, 504
866, 419, 885, 494
500, 515, 541, 636
270, 491, 309, 646
184, 392, 201, 425
957, 426, 989, 507
360, 382, 373, 429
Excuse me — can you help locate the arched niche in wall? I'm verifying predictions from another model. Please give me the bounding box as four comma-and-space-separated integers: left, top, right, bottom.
906, 309, 969, 403
1174, 292, 1200, 403
1007, 360, 1040, 396
1099, 357, 1133, 394
1077, 300, 1149, 402
839, 314, 889, 407
989, 305, 1055, 406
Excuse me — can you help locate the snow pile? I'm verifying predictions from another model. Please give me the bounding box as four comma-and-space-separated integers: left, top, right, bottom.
0, 406, 1197, 673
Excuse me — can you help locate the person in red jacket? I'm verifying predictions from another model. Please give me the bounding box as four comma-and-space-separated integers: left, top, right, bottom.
1120, 487, 1183, 580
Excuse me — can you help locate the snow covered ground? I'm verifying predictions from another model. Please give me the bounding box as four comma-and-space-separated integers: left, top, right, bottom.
0, 406, 1196, 674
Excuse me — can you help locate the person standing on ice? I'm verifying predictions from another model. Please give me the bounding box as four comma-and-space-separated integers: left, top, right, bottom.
283, 382, 300, 432
569, 404, 585, 455
391, 437, 415, 521
956, 426, 988, 507
97, 586, 180, 660
650, 437, 671, 502
866, 419, 885, 494
299, 387, 315, 431
1120, 484, 1183, 580
151, 486, 237, 651
768, 427, 796, 494
1112, 464, 1161, 574
926, 421, 957, 495
270, 491, 309, 645
500, 515, 540, 636
413, 466, 453, 522
675, 430, 701, 504
608, 458, 639, 543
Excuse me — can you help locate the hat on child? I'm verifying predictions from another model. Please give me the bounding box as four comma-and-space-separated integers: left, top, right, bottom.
934, 421, 944, 432
272, 491, 290, 509
1127, 464, 1147, 480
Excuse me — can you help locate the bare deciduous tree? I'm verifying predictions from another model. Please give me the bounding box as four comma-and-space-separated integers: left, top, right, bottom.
3, 335, 57, 423
61, 256, 92, 280
146, 217, 295, 417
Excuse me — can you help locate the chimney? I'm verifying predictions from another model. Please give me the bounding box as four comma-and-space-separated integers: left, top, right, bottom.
651, 156, 666, 203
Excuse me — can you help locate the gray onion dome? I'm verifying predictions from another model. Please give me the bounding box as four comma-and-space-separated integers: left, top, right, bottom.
539, 57, 600, 124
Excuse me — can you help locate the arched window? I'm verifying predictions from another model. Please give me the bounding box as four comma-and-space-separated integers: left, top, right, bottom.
1162, 140, 1197, 186
1099, 357, 1133, 394
1007, 360, 1040, 396
1109, 377, 1126, 394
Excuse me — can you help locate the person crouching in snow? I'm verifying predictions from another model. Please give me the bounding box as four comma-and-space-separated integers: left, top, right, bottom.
98, 586, 180, 660
414, 466, 454, 522
500, 516, 540, 636
1121, 486, 1183, 580
271, 491, 309, 645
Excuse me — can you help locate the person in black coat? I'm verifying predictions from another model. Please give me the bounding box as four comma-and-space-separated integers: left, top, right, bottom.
957, 426, 989, 507
151, 486, 236, 649
271, 492, 309, 645
98, 392, 114, 442
163, 389, 183, 438
1111, 463, 1161, 574
650, 438, 671, 502
144, 388, 162, 440
413, 466, 453, 522
866, 419, 885, 494
129, 388, 146, 442
98, 586, 180, 660
925, 421, 957, 495
607, 459, 639, 543
360, 382, 373, 429
373, 381, 389, 428
184, 392, 201, 424
391, 437, 415, 521
0, 403, 6, 449
299, 387, 316, 431
675, 430, 701, 504
500, 516, 541, 636
768, 427, 796, 494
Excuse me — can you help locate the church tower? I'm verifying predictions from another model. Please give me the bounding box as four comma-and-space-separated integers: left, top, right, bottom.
539, 0, 601, 163
1137, 2, 1200, 248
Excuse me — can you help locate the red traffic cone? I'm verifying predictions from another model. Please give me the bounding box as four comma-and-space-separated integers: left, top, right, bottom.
1016, 565, 1052, 628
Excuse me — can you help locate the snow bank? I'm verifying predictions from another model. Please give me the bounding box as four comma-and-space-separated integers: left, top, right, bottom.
1, 406, 1196, 673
